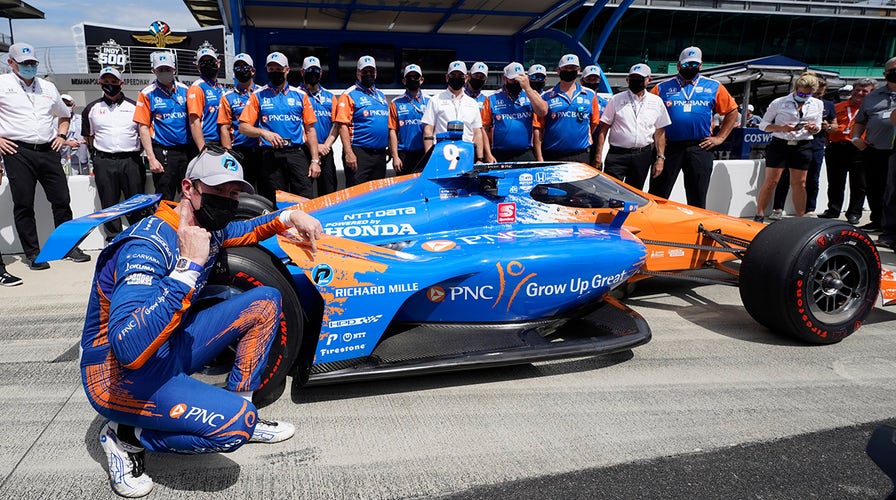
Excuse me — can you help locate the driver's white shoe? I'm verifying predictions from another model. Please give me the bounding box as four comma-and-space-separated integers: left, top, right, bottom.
99, 422, 153, 498
250, 418, 295, 443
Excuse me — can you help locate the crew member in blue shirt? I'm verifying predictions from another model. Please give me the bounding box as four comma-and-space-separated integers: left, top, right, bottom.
218, 53, 260, 190
239, 52, 320, 201
334, 56, 389, 186
481, 62, 548, 162
533, 54, 601, 164
134, 51, 190, 201
388, 64, 429, 175
299, 56, 340, 195
648, 46, 739, 208
187, 46, 224, 151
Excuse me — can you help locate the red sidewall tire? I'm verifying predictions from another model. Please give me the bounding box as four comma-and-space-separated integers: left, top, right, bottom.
209, 246, 303, 407
740, 218, 881, 344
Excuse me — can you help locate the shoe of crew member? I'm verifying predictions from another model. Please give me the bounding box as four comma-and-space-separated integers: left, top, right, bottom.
99, 421, 153, 498
65, 247, 92, 263
846, 214, 861, 225
24, 255, 50, 271
249, 418, 296, 444
0, 271, 23, 286
768, 209, 784, 221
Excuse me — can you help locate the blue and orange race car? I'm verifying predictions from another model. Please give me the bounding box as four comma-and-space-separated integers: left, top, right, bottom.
41, 124, 896, 404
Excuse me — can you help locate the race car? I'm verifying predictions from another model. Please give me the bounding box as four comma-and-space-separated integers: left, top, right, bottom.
40, 123, 896, 404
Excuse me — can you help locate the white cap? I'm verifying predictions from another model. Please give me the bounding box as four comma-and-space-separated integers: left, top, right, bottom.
8, 42, 37, 63
679, 46, 702, 64
628, 63, 650, 78
302, 56, 321, 70
99, 67, 122, 80
582, 65, 601, 78
60, 94, 74, 104
747, 104, 754, 112
528, 64, 547, 76
234, 53, 254, 67
186, 148, 255, 195
403, 64, 422, 77
470, 61, 488, 76
151, 51, 176, 69
266, 52, 288, 67
503, 62, 525, 80
558, 53, 580, 68
839, 84, 853, 93
195, 47, 218, 63
447, 60, 467, 74
357, 55, 376, 71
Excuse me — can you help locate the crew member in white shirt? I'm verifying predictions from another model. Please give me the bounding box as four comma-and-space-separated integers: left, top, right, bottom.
753, 72, 824, 221
594, 63, 670, 190
0, 42, 90, 270
421, 60, 484, 162
83, 67, 145, 241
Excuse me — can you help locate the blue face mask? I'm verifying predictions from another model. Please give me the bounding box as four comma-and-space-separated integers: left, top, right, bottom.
17, 64, 37, 80
793, 95, 807, 103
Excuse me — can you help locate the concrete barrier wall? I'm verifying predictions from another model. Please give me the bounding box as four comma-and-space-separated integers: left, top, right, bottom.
1, 159, 844, 253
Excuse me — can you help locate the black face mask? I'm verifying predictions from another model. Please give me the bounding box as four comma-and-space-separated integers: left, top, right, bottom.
405, 78, 421, 92
679, 66, 699, 80
468, 78, 485, 91
530, 80, 545, 92
234, 67, 253, 83
886, 70, 896, 83
303, 71, 321, 86
267, 71, 286, 87
101, 84, 121, 96
505, 82, 521, 95
628, 78, 646, 93
194, 192, 239, 232
581, 81, 599, 91
448, 77, 465, 91
360, 74, 376, 88
198, 62, 218, 80
559, 70, 578, 82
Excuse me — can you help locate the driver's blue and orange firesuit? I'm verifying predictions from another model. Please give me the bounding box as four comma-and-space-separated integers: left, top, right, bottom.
80, 201, 292, 454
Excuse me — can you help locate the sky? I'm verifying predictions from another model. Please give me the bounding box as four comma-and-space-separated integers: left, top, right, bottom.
7, 0, 202, 73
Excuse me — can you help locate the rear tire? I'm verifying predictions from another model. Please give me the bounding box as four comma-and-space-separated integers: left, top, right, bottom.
237, 193, 276, 220
739, 218, 880, 344
209, 246, 304, 407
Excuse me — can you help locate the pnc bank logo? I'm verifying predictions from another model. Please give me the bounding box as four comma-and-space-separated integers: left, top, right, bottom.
169, 403, 187, 418
169, 403, 226, 426
427, 286, 445, 302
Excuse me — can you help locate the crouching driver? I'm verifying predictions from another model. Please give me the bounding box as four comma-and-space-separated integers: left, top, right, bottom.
80, 147, 322, 497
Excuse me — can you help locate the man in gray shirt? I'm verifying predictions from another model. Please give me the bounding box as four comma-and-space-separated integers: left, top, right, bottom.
852, 57, 896, 231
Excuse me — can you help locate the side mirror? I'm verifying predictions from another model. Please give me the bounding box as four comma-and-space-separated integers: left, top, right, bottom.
608, 199, 638, 229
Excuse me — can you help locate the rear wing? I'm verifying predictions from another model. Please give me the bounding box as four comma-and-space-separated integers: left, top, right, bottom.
36, 194, 161, 262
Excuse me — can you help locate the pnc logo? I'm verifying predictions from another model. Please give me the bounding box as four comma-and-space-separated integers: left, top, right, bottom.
169, 403, 187, 418
421, 240, 456, 252
427, 286, 446, 303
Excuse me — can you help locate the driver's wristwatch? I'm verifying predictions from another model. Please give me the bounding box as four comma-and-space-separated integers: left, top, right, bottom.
175, 257, 203, 274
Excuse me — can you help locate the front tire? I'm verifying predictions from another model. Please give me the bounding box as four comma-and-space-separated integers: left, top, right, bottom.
208, 246, 304, 406
739, 218, 880, 344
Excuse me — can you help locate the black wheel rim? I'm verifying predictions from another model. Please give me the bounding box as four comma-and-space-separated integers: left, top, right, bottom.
807, 245, 870, 324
